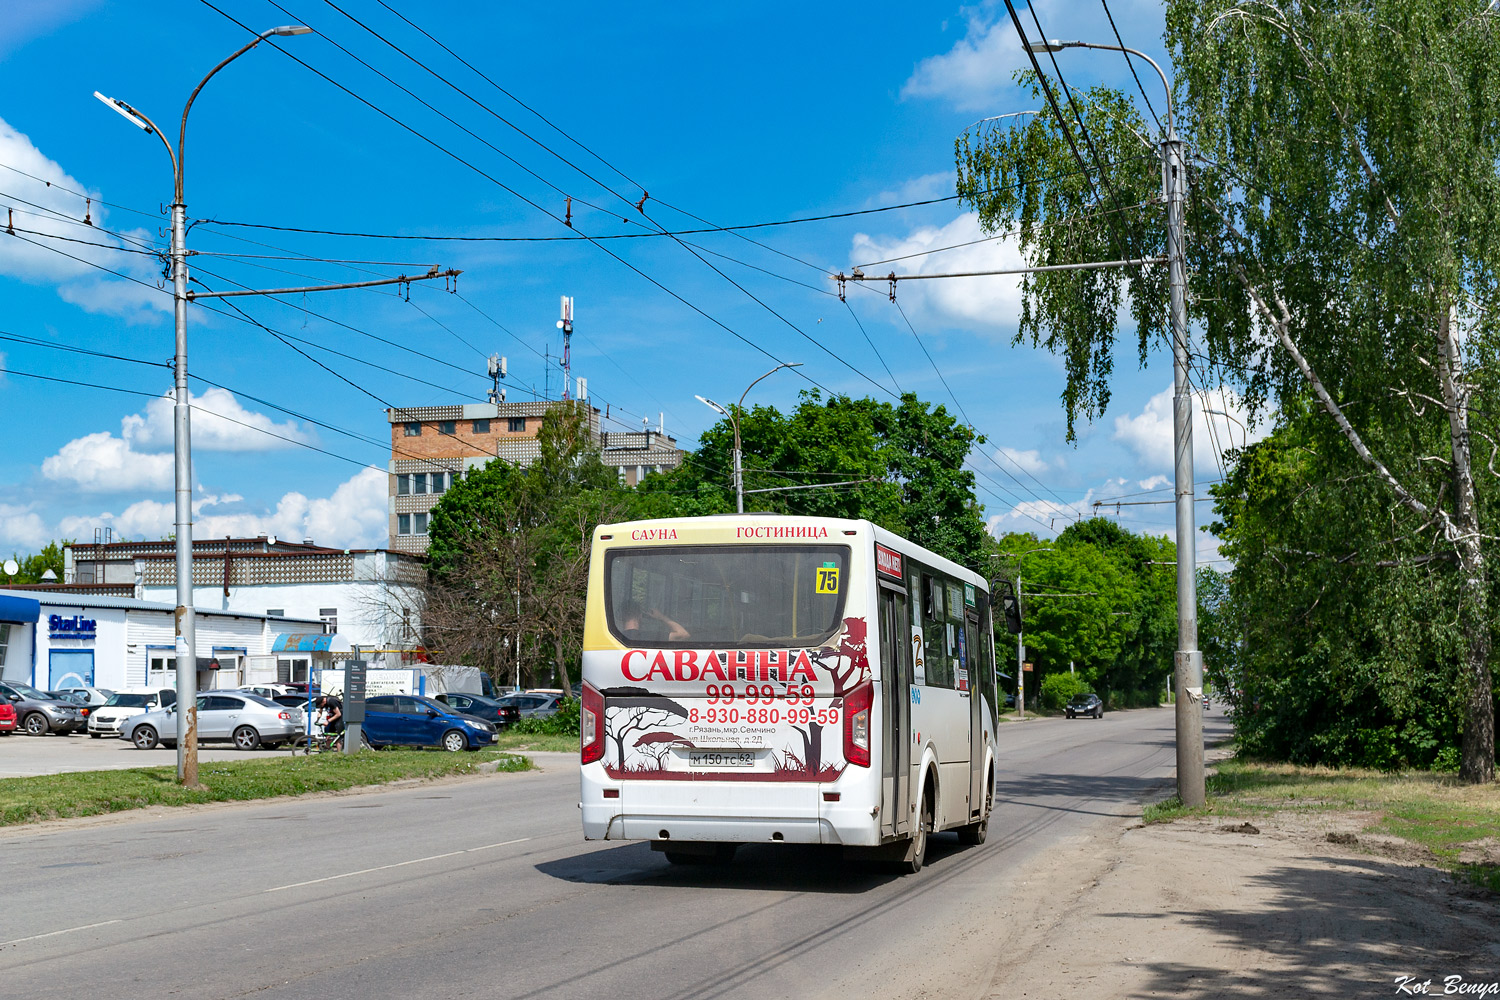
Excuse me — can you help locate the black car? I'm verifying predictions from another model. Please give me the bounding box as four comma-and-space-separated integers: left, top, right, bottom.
434, 692, 519, 729
1064, 693, 1104, 719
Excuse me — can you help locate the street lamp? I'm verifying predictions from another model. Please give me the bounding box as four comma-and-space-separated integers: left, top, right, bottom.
95, 24, 313, 787
1205, 408, 1247, 451
695, 362, 801, 513
1025, 35, 1204, 806
992, 545, 1055, 720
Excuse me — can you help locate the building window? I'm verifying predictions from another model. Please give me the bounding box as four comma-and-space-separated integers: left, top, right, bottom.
397, 474, 410, 496
507, 417, 526, 432
429, 472, 445, 495
414, 512, 429, 535
398, 514, 411, 535
266, 608, 285, 617
439, 420, 456, 435
413, 473, 428, 495
472, 419, 490, 433
148, 651, 175, 681
320, 608, 338, 633
404, 421, 421, 437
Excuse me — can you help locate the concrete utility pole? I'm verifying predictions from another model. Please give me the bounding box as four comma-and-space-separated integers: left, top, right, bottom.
96, 25, 458, 786
1024, 37, 1204, 806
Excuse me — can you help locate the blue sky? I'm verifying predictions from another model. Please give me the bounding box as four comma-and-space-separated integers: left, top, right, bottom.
0, 0, 1254, 562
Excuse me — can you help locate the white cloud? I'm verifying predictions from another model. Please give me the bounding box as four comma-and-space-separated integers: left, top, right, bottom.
1136, 474, 1169, 491
40, 431, 172, 492
0, 503, 49, 550
122, 388, 314, 452
0, 116, 169, 319
851, 212, 1025, 333
994, 445, 1054, 475
1112, 383, 1267, 475
98, 468, 388, 550
902, 1, 1170, 112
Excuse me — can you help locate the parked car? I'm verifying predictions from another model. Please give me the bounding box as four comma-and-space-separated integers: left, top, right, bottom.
496, 692, 564, 719
1064, 693, 1104, 720
433, 692, 519, 729
122, 691, 303, 751
51, 686, 114, 709
87, 688, 177, 739
0, 681, 87, 735
238, 684, 294, 699
0, 702, 15, 734
361, 695, 496, 751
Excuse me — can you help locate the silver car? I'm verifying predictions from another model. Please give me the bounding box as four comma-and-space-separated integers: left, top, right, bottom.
122, 691, 303, 751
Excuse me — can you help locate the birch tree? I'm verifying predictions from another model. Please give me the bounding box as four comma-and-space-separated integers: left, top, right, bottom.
956, 0, 1498, 780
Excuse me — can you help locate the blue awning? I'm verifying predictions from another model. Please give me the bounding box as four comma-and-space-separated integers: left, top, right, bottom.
273, 633, 335, 652
0, 595, 40, 624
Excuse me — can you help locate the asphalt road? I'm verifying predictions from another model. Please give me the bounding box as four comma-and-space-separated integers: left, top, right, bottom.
0, 731, 281, 778
0, 704, 1232, 1000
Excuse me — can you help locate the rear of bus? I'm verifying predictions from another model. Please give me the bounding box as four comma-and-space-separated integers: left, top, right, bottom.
579, 515, 880, 848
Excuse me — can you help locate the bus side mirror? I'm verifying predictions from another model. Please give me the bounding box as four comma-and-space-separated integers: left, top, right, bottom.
995, 580, 1023, 635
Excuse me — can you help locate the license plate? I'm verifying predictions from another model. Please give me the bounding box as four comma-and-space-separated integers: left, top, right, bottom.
688, 751, 755, 768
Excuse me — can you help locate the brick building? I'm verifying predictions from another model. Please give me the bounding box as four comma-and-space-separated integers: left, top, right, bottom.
388, 401, 683, 554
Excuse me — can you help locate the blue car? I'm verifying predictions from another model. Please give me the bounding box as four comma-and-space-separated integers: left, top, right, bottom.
360, 695, 496, 751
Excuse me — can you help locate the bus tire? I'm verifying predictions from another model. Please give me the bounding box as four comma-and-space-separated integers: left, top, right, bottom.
957, 766, 993, 846
898, 786, 934, 874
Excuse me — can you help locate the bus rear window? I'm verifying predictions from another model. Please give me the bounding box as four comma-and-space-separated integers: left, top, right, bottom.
606, 544, 850, 648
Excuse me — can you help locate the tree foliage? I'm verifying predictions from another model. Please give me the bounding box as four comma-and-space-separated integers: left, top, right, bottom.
955, 0, 1499, 779
991, 521, 1177, 709
654, 390, 990, 570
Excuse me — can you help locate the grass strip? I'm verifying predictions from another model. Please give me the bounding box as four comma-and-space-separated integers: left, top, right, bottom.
493, 732, 576, 753
1143, 759, 1500, 892
0, 749, 532, 828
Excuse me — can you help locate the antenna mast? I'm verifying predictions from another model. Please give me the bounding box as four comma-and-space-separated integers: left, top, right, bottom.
557, 295, 574, 400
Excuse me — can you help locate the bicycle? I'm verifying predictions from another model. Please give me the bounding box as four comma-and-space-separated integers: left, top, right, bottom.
301, 729, 345, 755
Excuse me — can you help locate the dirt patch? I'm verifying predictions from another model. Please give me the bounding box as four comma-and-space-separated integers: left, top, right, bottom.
974, 810, 1500, 999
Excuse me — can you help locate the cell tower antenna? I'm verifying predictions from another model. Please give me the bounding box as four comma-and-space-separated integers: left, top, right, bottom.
556, 295, 574, 400
487, 354, 507, 405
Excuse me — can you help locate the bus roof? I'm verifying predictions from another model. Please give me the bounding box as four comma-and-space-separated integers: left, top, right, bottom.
595, 513, 989, 592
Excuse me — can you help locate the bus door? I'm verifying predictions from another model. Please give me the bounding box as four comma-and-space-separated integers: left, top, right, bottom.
966, 608, 985, 818
878, 584, 913, 838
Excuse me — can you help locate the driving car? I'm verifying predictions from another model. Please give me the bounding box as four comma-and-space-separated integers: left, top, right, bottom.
433, 692, 520, 729
0, 681, 87, 735
0, 702, 15, 734
1064, 693, 1104, 719
87, 688, 177, 738
121, 691, 302, 751
361, 695, 496, 751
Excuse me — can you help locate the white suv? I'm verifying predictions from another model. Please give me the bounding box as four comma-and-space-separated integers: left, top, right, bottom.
88, 688, 178, 738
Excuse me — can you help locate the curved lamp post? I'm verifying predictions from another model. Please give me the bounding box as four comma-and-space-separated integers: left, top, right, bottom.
696, 362, 801, 513
94, 24, 312, 786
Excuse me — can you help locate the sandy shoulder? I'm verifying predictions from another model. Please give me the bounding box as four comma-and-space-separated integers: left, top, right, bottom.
979, 812, 1500, 999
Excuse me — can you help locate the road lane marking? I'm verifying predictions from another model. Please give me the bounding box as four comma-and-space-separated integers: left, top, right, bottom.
262, 837, 532, 893
1, 920, 122, 947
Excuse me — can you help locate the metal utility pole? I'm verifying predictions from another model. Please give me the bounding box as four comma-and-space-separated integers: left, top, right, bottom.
95, 25, 458, 786
696, 362, 802, 514
1016, 573, 1025, 720
1023, 36, 1204, 806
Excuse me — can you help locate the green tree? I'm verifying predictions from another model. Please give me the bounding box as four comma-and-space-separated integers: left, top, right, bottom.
424, 404, 621, 691
661, 390, 990, 570
4, 540, 69, 584
955, 0, 1498, 780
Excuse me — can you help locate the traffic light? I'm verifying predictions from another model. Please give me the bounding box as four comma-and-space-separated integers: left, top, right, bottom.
995, 579, 1023, 634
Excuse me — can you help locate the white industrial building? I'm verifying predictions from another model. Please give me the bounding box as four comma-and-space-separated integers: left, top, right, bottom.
60, 535, 424, 655
0, 590, 326, 693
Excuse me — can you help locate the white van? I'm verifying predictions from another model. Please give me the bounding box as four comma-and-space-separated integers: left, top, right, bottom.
87, 688, 178, 738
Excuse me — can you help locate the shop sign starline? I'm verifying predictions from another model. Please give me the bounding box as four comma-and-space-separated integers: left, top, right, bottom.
875, 543, 903, 580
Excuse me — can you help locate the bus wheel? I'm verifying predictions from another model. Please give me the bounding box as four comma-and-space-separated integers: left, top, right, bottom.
899, 792, 933, 874
958, 768, 993, 846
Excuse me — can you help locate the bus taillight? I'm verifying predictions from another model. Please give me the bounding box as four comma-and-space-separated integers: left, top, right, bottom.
844, 681, 873, 767
581, 682, 605, 764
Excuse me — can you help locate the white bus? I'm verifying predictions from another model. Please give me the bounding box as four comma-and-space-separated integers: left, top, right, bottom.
580, 514, 998, 872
